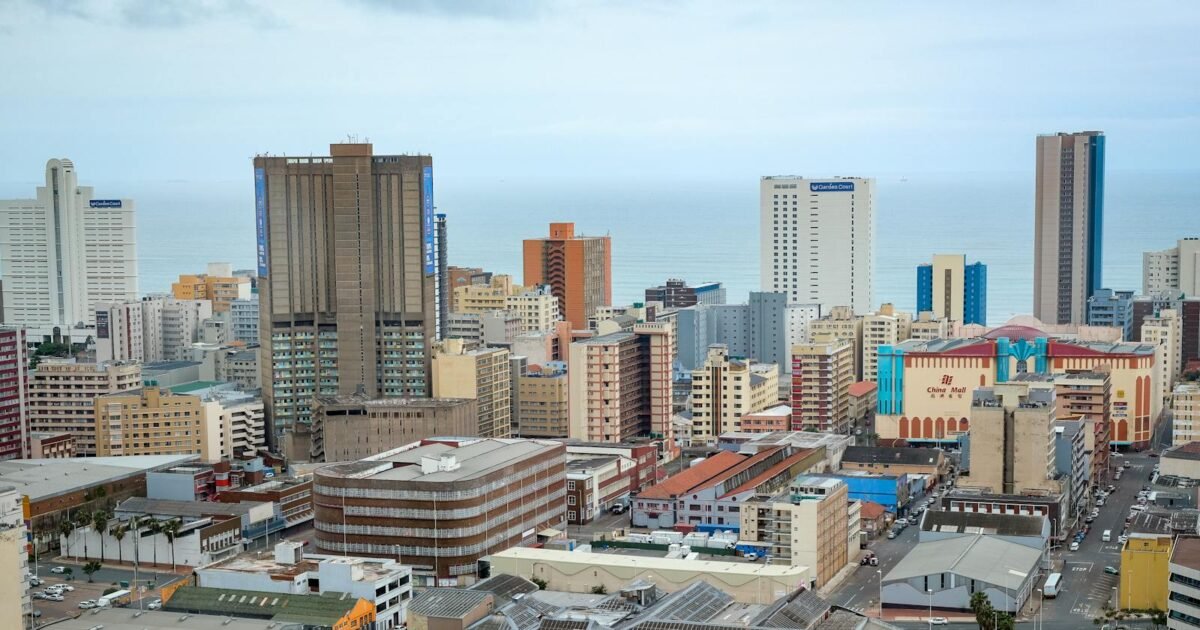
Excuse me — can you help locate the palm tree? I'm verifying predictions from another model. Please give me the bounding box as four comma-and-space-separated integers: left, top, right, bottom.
145, 519, 162, 568
76, 511, 91, 558
57, 518, 73, 558
82, 560, 102, 582
162, 519, 180, 570
112, 523, 126, 565
91, 510, 110, 561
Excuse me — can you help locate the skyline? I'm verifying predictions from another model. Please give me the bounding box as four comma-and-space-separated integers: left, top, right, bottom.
2, 1, 1200, 183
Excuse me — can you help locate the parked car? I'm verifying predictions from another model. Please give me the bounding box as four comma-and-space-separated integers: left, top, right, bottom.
50, 566, 66, 574
1085, 515, 1096, 523
929, 618, 949, 625
44, 594, 63, 602
1118, 535, 1129, 544
1149, 452, 1159, 458
28, 577, 40, 586
1104, 566, 1120, 575
78, 600, 97, 610
1070, 541, 1080, 551
57, 584, 74, 592
887, 530, 897, 539
148, 599, 162, 610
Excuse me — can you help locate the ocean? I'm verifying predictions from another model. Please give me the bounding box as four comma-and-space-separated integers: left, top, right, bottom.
63, 170, 1200, 325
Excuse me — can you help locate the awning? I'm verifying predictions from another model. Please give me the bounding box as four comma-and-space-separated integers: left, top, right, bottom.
538, 528, 563, 538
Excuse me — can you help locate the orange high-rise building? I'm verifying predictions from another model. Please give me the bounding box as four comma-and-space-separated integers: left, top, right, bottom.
523, 222, 611, 330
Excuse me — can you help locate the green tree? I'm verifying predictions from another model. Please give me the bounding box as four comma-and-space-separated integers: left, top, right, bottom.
92, 510, 111, 560
112, 524, 127, 565
62, 567, 73, 581
162, 519, 181, 570
145, 519, 162, 567
82, 561, 102, 582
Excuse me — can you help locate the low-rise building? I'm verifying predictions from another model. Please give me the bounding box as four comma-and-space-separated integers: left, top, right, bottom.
566, 442, 662, 495
882, 535, 1040, 614
839, 446, 946, 480
218, 476, 314, 534
848, 381, 877, 431
28, 431, 73, 459
566, 455, 634, 525
1121, 533, 1173, 611
859, 501, 889, 537
633, 447, 823, 530
1161, 442, 1200, 481
739, 476, 852, 587
939, 488, 1068, 543
197, 541, 412, 629
814, 471, 911, 514
1168, 535, 1200, 629
164, 585, 375, 628
739, 404, 792, 434
918, 511, 1049, 565
1174, 382, 1200, 447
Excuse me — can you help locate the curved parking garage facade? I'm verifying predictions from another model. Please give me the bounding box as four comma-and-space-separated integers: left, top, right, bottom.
313, 437, 566, 586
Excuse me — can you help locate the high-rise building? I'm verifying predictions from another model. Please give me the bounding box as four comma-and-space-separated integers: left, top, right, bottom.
229, 296, 259, 345
760, 176, 873, 313
28, 359, 142, 455
0, 159, 137, 328
435, 213, 449, 340
514, 363, 570, 438
1171, 382, 1200, 447
790, 339, 854, 433
94, 385, 208, 458
0, 328, 28, 460
1087, 288, 1135, 340
568, 323, 674, 445
809, 306, 863, 380
1033, 131, 1106, 325
1167, 535, 1200, 627
432, 340, 512, 439
506, 285, 560, 333
1142, 308, 1183, 398
160, 297, 214, 361
522, 222, 612, 330
916, 254, 987, 326
1054, 372, 1113, 485
1144, 238, 1200, 297
94, 301, 145, 363
445, 266, 490, 311
171, 263, 253, 313
255, 144, 437, 450
967, 381, 1059, 496
689, 345, 780, 444
453, 275, 522, 313
861, 304, 912, 383
644, 279, 726, 308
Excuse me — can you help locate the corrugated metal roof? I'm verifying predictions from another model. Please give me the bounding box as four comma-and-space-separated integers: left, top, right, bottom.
883, 535, 1041, 586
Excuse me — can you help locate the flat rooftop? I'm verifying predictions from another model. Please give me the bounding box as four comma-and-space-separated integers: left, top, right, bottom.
48, 608, 294, 630
0, 454, 198, 502
117, 496, 264, 519
489, 547, 809, 579
1172, 536, 1200, 569
318, 438, 562, 483
204, 548, 401, 582
316, 394, 473, 407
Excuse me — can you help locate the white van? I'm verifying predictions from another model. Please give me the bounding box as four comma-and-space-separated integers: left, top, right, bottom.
1043, 573, 1062, 598
1102, 529, 1112, 542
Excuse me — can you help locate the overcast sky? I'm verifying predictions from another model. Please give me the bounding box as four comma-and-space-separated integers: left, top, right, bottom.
2, 0, 1198, 184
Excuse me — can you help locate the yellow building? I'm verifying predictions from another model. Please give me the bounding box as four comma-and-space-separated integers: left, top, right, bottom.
170, 262, 252, 313
432, 339, 512, 438
689, 344, 780, 444
30, 359, 143, 456
1142, 308, 1182, 400
453, 274, 523, 314
0, 526, 27, 628
515, 364, 570, 438
740, 476, 850, 588
93, 385, 211, 458
862, 304, 912, 383
1172, 382, 1200, 446
1120, 533, 1172, 611
506, 285, 560, 333
809, 306, 863, 380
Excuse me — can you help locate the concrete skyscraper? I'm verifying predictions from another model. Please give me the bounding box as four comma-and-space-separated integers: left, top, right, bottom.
1033, 131, 1105, 325
255, 143, 437, 453
0, 159, 137, 328
523, 222, 611, 330
760, 176, 873, 313
916, 254, 987, 325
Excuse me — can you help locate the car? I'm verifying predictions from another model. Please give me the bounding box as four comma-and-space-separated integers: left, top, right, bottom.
1118, 535, 1129, 544
56, 584, 74, 592
50, 566, 66, 574
1070, 541, 1080, 551
148, 599, 162, 610
1104, 566, 1120, 575
78, 600, 97, 609
44, 594, 63, 602
1114, 452, 1124, 457
1131, 505, 1147, 513
887, 530, 897, 539
1097, 499, 1106, 506
32, 593, 46, 600
1149, 452, 1159, 458
1124, 461, 1132, 469
929, 618, 949, 625
1107, 485, 1116, 492
28, 577, 40, 586
1085, 515, 1096, 523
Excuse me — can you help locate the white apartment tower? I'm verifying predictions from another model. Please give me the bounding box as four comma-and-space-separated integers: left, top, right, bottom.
1144, 238, 1200, 297
0, 159, 137, 327
760, 176, 873, 314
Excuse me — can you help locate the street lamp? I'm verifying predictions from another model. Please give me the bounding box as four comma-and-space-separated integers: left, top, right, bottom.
1036, 587, 1043, 630
926, 589, 932, 629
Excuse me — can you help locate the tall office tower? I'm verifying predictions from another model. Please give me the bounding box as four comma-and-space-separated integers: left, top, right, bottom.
861, 304, 912, 383
1144, 238, 1200, 296
432, 340, 512, 438
435, 213, 449, 340
0, 159, 137, 328
0, 328, 28, 460
915, 254, 987, 325
568, 323, 674, 445
678, 292, 821, 373
94, 300, 145, 363
790, 339, 854, 433
760, 176, 873, 314
255, 144, 437, 451
968, 381, 1059, 496
523, 222, 612, 330
1033, 131, 1106, 325
689, 344, 780, 444
28, 359, 141, 455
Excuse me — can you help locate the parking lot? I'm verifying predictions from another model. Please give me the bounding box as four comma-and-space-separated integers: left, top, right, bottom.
30, 565, 174, 625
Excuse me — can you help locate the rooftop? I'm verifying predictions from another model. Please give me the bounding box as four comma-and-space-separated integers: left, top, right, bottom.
842, 446, 943, 467
1172, 536, 1200, 569
317, 438, 562, 483
720, 449, 817, 499
1164, 442, 1200, 462
144, 360, 202, 372
117, 497, 265, 520
0, 454, 199, 502
638, 451, 748, 500
849, 381, 878, 397
170, 380, 224, 393
575, 331, 637, 345
859, 501, 887, 520
409, 588, 492, 618
489, 547, 809, 582
164, 586, 366, 625
315, 393, 474, 408
920, 511, 1046, 537
742, 404, 791, 418
47, 609, 307, 630
884, 535, 1041, 586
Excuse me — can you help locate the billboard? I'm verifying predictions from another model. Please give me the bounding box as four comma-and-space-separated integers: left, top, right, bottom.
809, 182, 855, 192
89, 200, 122, 208
423, 166, 435, 275
254, 167, 268, 277
96, 310, 110, 339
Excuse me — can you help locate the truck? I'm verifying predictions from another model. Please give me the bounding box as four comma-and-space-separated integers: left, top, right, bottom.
98, 589, 132, 608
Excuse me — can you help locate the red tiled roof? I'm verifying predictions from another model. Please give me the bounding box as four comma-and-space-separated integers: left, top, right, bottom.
849, 382, 877, 397
859, 501, 887, 520
719, 448, 815, 499
638, 451, 748, 500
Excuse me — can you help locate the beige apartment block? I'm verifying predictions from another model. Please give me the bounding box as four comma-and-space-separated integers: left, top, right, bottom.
1144, 238, 1200, 296
790, 339, 854, 433
454, 274, 523, 314
171, 263, 252, 313
689, 344, 780, 444
966, 381, 1060, 496
1173, 382, 1200, 447
809, 306, 864, 380
861, 304, 912, 383
29, 359, 142, 456
1054, 371, 1113, 484
1142, 308, 1183, 398
312, 394, 477, 461
568, 323, 675, 446
506, 285, 561, 333
93, 386, 208, 458
515, 365, 570, 438
433, 339, 513, 438
910, 311, 950, 341
740, 476, 851, 588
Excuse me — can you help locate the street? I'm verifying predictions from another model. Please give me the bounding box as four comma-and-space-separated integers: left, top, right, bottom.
826, 449, 1162, 628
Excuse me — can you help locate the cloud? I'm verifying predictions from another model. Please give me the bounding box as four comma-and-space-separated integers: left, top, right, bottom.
3, 0, 282, 29
345, 0, 549, 20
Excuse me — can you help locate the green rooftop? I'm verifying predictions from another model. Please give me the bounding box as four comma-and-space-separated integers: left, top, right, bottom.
163, 585, 365, 625
169, 380, 223, 394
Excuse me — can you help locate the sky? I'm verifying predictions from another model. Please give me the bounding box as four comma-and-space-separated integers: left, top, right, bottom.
2, 0, 1199, 186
